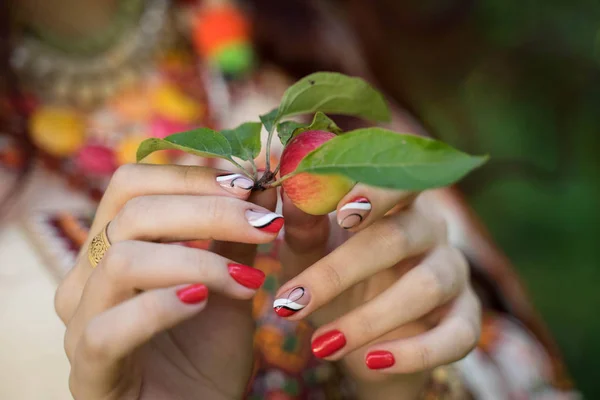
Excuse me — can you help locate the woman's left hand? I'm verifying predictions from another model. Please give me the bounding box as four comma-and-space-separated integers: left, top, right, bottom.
277, 184, 481, 391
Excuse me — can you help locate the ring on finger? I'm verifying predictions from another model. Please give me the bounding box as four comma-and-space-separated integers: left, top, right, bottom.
88, 222, 111, 268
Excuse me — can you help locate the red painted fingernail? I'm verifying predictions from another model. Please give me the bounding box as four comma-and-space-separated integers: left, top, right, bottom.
176, 284, 208, 304
246, 209, 284, 233
365, 350, 395, 369
228, 263, 265, 289
311, 330, 346, 358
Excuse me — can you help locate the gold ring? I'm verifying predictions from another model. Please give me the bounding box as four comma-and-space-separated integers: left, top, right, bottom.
88, 223, 111, 268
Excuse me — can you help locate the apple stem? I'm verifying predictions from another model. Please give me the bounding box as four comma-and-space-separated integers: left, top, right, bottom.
253, 169, 276, 190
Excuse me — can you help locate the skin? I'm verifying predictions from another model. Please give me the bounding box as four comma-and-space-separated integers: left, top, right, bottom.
55, 163, 481, 400
56, 164, 277, 399
279, 184, 481, 397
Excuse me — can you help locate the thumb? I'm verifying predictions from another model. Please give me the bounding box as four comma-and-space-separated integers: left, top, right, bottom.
279, 190, 330, 281
210, 188, 278, 266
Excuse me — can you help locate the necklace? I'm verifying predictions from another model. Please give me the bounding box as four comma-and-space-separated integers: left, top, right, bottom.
11, 0, 174, 107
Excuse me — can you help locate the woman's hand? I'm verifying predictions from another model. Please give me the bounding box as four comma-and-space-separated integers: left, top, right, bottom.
54, 164, 281, 400
279, 184, 481, 397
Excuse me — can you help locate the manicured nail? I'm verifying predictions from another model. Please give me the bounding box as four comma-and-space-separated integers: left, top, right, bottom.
273, 286, 310, 317
228, 263, 265, 289
311, 330, 346, 358
217, 173, 254, 196
366, 350, 395, 370
176, 284, 208, 304
246, 209, 284, 233
337, 197, 372, 229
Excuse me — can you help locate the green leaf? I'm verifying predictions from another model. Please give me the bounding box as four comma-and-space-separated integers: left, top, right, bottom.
292, 128, 488, 190
277, 112, 342, 145
259, 108, 278, 133
221, 122, 262, 161
136, 128, 232, 162
276, 72, 391, 123
276, 120, 305, 145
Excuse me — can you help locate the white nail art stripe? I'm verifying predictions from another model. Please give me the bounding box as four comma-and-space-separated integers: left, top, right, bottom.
216, 174, 253, 189
273, 298, 305, 310
216, 173, 245, 182
247, 212, 283, 227
340, 202, 372, 212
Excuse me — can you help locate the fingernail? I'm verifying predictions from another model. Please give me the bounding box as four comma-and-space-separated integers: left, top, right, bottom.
246, 209, 284, 233
217, 173, 254, 196
366, 350, 395, 370
228, 263, 265, 289
311, 330, 346, 358
176, 284, 209, 304
273, 286, 310, 317
337, 197, 372, 229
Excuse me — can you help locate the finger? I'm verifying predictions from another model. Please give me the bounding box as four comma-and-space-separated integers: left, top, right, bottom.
57, 165, 254, 323
273, 206, 443, 319
69, 284, 209, 399
336, 183, 416, 231
279, 191, 330, 280
65, 241, 265, 360
364, 288, 481, 373
107, 195, 283, 243
211, 187, 278, 266
308, 246, 468, 359
94, 164, 255, 233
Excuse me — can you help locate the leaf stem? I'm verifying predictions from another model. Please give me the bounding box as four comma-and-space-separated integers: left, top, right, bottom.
265, 172, 294, 188
249, 158, 258, 180
272, 161, 281, 176
265, 125, 275, 174
228, 158, 254, 180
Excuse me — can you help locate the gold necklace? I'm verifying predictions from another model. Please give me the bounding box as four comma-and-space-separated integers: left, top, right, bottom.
11, 0, 174, 107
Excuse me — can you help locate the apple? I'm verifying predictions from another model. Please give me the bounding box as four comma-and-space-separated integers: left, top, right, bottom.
280, 130, 354, 215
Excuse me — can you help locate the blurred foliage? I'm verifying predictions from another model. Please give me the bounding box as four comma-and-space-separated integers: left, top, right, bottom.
371, 0, 600, 396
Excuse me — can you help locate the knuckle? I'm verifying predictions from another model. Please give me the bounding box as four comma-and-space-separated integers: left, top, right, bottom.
63, 326, 77, 362
355, 312, 376, 338
453, 318, 479, 355
448, 247, 469, 281
202, 196, 224, 229
179, 165, 200, 193
108, 164, 139, 193
415, 344, 433, 371
418, 268, 444, 304
98, 241, 133, 282
318, 262, 344, 293
373, 219, 408, 251
114, 196, 147, 235
79, 321, 111, 363
196, 256, 222, 286
54, 281, 74, 324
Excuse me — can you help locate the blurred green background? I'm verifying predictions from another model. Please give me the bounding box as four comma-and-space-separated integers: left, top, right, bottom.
375, 0, 600, 396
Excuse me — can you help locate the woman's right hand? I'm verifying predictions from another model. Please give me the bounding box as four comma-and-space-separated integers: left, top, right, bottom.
54, 164, 282, 400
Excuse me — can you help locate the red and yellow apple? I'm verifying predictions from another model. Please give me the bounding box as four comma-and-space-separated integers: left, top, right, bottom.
280, 130, 354, 215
